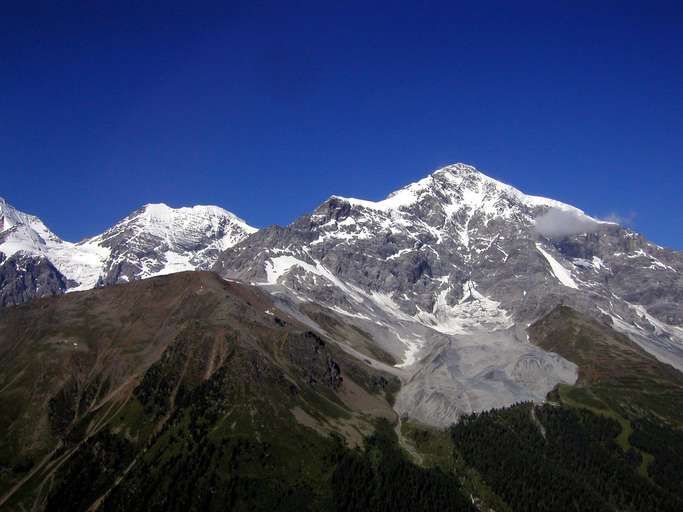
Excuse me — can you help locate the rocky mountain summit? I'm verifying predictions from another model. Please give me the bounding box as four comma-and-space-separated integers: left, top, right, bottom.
214, 163, 683, 425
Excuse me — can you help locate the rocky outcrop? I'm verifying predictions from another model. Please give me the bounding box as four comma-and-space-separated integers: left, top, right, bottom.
0, 252, 67, 307
285, 331, 343, 390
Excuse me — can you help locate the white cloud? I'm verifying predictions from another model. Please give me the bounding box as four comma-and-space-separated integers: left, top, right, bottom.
534, 208, 601, 238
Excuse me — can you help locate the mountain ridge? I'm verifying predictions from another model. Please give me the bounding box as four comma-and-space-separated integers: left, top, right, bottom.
0, 198, 257, 295
3, 163, 682, 427
2, 272, 682, 511
329, 163, 608, 220
2, 163, 683, 510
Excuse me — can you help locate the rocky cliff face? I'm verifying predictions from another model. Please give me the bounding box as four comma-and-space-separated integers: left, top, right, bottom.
214, 163, 683, 426
0, 252, 67, 307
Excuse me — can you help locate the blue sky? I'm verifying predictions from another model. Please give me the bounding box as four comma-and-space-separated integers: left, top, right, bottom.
2, 1, 682, 248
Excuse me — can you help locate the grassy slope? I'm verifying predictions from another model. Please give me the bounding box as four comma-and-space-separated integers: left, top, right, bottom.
4, 285, 683, 511
555, 384, 654, 477
2, 272, 475, 512
529, 305, 683, 425
530, 305, 683, 494
450, 402, 683, 512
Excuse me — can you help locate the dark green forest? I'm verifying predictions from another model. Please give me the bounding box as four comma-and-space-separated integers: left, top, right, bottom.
45, 417, 476, 512
43, 392, 683, 512
450, 402, 683, 512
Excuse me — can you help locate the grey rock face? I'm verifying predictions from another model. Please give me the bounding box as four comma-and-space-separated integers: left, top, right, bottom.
0, 252, 67, 307
394, 330, 577, 427
214, 163, 683, 426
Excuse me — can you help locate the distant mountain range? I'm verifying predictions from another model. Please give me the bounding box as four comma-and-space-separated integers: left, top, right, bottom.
4, 163, 681, 426
2, 163, 683, 511
0, 198, 256, 304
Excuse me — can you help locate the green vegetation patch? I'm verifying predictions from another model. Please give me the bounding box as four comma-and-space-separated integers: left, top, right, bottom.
451, 402, 683, 512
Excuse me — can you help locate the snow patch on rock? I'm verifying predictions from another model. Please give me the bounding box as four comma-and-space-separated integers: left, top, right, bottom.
536, 243, 579, 289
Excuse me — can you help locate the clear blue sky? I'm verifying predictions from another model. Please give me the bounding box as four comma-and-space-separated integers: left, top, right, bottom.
2, 1, 682, 248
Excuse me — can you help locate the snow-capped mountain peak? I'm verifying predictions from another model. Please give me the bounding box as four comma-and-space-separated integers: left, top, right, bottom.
0, 197, 107, 293
214, 162, 683, 427
0, 197, 64, 254
0, 197, 257, 292
333, 163, 600, 220
90, 202, 255, 249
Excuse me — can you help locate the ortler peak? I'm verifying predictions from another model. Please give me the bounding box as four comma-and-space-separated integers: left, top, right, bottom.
214, 162, 683, 427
